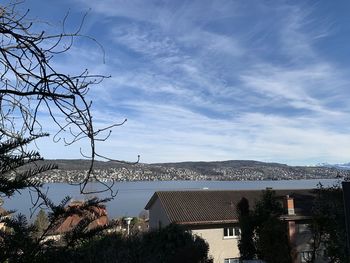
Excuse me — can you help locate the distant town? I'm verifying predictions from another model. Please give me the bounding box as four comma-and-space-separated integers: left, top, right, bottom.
17, 159, 350, 183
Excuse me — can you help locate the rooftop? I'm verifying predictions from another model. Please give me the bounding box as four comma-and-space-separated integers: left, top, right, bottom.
145, 189, 315, 225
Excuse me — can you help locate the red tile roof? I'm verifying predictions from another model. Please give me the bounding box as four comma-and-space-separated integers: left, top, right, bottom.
145, 189, 315, 225
54, 201, 109, 234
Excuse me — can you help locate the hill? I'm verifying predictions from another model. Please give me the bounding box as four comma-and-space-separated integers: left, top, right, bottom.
24, 159, 349, 183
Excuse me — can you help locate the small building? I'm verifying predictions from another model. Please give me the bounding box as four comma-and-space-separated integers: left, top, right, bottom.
145, 189, 324, 263
46, 200, 109, 241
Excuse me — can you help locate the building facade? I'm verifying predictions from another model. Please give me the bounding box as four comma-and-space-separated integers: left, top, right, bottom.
145, 189, 326, 263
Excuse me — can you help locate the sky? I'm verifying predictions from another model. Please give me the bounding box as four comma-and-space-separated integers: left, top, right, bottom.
17, 0, 350, 165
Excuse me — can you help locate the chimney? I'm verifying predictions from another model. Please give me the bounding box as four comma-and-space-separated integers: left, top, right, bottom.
285, 195, 295, 215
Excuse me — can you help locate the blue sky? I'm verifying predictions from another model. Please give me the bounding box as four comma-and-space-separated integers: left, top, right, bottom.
21, 0, 350, 165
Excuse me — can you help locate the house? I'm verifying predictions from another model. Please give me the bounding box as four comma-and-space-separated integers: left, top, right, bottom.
145, 189, 325, 263
45, 199, 109, 241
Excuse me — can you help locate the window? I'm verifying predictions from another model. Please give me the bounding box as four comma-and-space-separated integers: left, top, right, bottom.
297, 223, 311, 234
300, 251, 313, 263
224, 258, 239, 263
223, 227, 240, 238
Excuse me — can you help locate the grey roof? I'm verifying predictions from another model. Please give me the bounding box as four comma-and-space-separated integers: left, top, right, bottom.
145, 189, 315, 225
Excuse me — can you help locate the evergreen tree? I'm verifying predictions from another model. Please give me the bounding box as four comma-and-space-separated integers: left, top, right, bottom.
0, 135, 55, 262
0, 136, 111, 262
236, 190, 292, 263
257, 217, 291, 263
253, 190, 291, 263
310, 184, 349, 263
237, 197, 256, 260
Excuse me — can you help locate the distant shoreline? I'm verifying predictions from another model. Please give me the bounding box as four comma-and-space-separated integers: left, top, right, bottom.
15, 159, 349, 183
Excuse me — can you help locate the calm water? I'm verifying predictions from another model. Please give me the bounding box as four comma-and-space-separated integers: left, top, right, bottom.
3, 179, 340, 220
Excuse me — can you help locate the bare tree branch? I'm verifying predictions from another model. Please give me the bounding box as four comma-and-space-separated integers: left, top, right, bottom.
0, 1, 131, 194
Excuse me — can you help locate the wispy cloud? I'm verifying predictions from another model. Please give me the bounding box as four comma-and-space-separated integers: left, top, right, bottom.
240, 63, 347, 116
24, 0, 350, 165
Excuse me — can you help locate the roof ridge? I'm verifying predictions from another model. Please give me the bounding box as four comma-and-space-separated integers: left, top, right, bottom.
154, 188, 315, 193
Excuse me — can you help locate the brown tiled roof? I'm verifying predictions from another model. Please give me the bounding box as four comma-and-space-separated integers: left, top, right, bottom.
145, 189, 315, 225
54, 201, 109, 234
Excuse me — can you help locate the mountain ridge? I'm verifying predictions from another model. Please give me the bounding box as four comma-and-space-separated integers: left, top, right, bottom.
24, 159, 350, 183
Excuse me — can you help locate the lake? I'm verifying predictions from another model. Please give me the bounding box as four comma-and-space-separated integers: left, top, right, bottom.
3, 179, 341, 220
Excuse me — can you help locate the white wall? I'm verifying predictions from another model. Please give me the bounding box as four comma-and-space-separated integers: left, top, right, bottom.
192, 227, 240, 263
148, 197, 170, 230
148, 198, 239, 262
